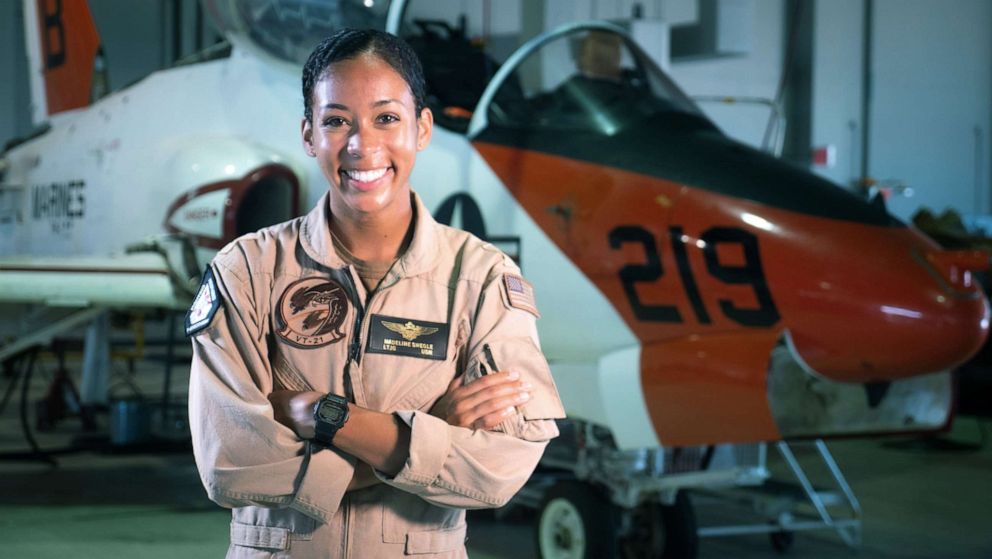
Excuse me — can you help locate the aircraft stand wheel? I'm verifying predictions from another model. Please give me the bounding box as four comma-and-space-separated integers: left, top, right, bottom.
770, 529, 794, 553
536, 481, 618, 559
620, 491, 699, 559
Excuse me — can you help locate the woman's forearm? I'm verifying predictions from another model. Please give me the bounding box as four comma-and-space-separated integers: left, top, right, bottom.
268, 390, 410, 476
334, 406, 411, 476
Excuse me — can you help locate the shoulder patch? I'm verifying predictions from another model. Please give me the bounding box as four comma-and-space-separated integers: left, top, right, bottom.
502, 273, 540, 318
275, 277, 349, 348
185, 267, 221, 336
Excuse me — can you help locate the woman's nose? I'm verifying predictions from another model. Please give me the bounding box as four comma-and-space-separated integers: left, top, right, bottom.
346, 125, 378, 158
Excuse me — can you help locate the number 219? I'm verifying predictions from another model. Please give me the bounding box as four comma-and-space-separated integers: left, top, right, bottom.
608, 225, 780, 328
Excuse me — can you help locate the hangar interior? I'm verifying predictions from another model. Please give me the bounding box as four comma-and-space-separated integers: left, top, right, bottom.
1, 1, 991, 558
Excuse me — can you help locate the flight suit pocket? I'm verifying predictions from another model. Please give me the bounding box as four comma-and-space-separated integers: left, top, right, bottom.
465, 338, 566, 440
230, 522, 289, 553
390, 359, 457, 412
230, 506, 316, 553
382, 491, 466, 554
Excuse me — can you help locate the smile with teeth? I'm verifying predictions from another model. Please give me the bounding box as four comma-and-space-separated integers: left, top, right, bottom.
343, 167, 390, 183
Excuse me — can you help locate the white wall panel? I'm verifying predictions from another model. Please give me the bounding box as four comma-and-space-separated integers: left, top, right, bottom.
810, 0, 864, 188
667, 0, 784, 150
870, 0, 992, 220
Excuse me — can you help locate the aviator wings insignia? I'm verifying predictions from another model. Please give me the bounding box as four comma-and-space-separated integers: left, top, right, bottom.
382, 320, 439, 341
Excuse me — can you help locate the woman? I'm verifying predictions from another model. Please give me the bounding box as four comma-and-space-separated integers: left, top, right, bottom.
187, 29, 565, 558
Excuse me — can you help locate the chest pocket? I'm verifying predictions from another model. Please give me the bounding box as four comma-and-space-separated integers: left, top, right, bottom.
361, 317, 468, 412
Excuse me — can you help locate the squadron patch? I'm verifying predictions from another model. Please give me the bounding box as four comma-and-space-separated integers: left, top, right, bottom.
185, 268, 221, 336
275, 277, 349, 348
366, 314, 449, 360
502, 273, 540, 318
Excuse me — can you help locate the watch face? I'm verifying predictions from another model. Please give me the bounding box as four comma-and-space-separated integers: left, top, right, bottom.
318, 402, 344, 423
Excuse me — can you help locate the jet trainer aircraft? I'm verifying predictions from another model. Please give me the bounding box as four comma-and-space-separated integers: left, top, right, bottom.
1, 0, 989, 557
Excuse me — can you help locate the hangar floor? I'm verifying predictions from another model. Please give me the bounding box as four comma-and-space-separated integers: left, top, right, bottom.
0, 351, 990, 558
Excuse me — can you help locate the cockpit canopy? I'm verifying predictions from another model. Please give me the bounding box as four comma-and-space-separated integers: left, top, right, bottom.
480, 28, 705, 137
201, 1, 706, 138
203, 0, 390, 65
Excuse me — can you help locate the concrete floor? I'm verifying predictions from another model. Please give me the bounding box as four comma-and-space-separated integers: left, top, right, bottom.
1, 351, 990, 558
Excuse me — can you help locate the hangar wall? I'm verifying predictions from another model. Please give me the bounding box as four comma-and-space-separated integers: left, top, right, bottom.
668, 0, 784, 151
810, 0, 864, 190
0, 1, 31, 147
0, 0, 208, 146
868, 0, 992, 220
86, 0, 170, 93
811, 0, 992, 222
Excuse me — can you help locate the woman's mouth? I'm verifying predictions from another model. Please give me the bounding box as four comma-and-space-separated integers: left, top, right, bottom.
341, 167, 392, 191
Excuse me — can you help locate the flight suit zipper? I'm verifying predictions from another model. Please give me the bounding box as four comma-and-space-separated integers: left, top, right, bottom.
344, 267, 395, 366
337, 270, 364, 404
348, 301, 365, 364
343, 268, 372, 366
342, 494, 351, 558
341, 267, 393, 402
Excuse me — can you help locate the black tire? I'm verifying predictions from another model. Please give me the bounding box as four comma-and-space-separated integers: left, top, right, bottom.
621, 491, 699, 559
535, 481, 619, 559
770, 529, 794, 553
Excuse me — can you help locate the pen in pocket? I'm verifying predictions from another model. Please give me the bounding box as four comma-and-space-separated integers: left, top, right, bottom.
478, 343, 499, 376
483, 343, 499, 372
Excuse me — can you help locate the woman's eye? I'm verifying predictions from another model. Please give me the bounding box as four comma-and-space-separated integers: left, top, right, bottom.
377, 114, 399, 124
324, 116, 347, 128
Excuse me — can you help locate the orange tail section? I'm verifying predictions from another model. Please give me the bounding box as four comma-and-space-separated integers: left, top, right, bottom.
32, 0, 101, 116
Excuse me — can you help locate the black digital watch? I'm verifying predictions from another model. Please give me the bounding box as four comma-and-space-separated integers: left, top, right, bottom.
313, 393, 349, 446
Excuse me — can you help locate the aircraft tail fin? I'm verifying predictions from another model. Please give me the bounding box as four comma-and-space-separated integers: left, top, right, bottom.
23, 0, 103, 124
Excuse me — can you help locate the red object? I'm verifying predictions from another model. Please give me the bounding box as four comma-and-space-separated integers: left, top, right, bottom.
474, 141, 990, 445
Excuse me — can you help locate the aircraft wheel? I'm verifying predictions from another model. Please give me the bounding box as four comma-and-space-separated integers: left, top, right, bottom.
536, 481, 618, 559
770, 529, 794, 553
621, 491, 699, 559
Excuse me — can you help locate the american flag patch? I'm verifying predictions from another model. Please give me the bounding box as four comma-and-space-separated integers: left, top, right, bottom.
502, 273, 540, 317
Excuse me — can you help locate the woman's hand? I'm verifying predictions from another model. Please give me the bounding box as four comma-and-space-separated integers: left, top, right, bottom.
268, 390, 322, 439
430, 370, 532, 430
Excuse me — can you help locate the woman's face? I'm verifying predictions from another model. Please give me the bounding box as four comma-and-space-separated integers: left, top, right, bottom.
302, 55, 432, 220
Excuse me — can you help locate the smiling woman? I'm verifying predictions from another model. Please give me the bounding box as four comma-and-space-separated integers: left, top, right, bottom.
186, 28, 565, 559
304, 54, 430, 245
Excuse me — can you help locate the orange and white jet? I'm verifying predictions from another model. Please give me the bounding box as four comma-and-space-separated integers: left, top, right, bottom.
1, 0, 988, 462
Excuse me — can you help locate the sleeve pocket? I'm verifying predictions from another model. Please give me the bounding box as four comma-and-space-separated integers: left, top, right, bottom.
466, 338, 566, 441
405, 525, 468, 554
230, 522, 290, 551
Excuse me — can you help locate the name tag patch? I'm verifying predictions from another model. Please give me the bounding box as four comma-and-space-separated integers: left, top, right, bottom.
185, 267, 221, 336
366, 314, 449, 361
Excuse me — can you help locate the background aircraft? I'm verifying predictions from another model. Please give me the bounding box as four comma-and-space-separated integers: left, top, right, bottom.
1, 1, 989, 557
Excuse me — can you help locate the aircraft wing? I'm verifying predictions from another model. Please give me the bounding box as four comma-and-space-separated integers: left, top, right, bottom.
0, 252, 193, 310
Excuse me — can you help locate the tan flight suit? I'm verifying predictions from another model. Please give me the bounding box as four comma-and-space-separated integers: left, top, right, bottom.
188, 191, 565, 558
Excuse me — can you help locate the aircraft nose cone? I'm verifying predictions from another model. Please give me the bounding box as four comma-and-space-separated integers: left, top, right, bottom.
791, 290, 989, 382
885, 291, 990, 374
784, 231, 991, 383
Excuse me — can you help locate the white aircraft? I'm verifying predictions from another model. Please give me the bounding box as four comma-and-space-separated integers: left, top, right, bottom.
2, 1, 988, 557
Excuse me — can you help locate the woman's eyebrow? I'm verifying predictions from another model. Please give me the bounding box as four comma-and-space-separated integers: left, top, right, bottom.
321, 99, 400, 111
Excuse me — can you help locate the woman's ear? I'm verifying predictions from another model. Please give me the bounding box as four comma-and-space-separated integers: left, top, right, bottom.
416, 107, 434, 151
301, 118, 316, 157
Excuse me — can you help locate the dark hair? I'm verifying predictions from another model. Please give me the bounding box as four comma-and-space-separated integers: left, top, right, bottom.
302, 28, 427, 123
